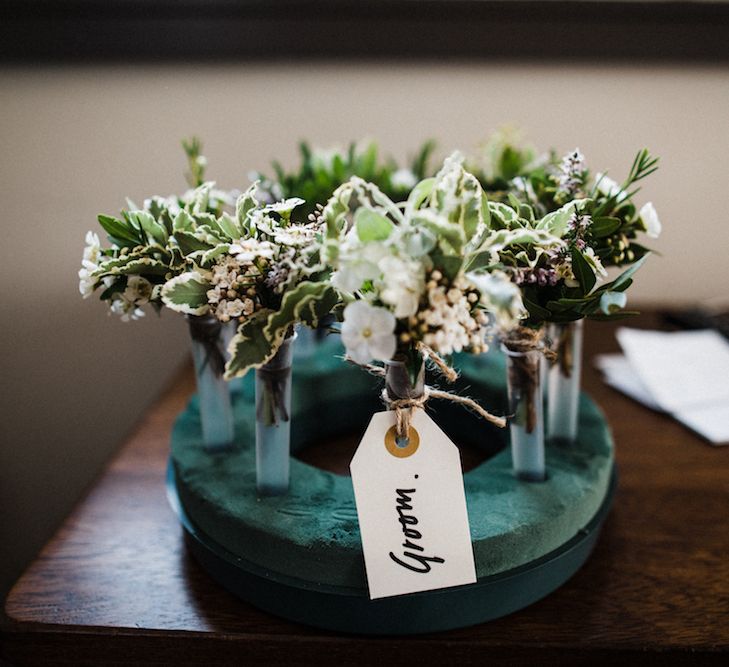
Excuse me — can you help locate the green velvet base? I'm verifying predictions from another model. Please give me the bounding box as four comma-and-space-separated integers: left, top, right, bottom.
171, 340, 614, 591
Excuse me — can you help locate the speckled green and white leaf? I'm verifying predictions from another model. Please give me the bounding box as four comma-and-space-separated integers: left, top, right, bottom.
199, 244, 231, 268
405, 177, 434, 214
173, 210, 195, 233
537, 199, 590, 236
488, 201, 521, 226
161, 271, 210, 315
323, 182, 353, 239
486, 227, 558, 251
173, 230, 214, 256
225, 310, 277, 379
263, 282, 338, 345
599, 290, 628, 315
215, 213, 239, 241
412, 209, 465, 255
128, 210, 168, 246
236, 184, 259, 231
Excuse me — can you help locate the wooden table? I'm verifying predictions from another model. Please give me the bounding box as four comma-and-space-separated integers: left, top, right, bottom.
3, 314, 728, 665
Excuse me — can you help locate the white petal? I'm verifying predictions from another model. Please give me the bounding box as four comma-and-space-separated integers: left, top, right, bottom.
367, 333, 397, 362
367, 305, 396, 335
343, 300, 372, 328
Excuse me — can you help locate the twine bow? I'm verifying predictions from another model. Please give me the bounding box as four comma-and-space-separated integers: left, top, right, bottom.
347, 342, 506, 440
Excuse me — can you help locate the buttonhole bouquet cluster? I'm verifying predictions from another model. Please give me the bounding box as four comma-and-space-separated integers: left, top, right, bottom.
320, 153, 526, 384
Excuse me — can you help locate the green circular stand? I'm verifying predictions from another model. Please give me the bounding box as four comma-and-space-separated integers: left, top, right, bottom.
168, 343, 616, 635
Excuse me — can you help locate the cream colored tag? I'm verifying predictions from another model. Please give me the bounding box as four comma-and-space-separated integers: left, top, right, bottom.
350, 408, 477, 600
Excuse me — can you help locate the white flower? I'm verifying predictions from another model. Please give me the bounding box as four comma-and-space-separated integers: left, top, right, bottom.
467, 271, 527, 331
341, 300, 396, 364
79, 231, 103, 297
595, 173, 627, 202
83, 231, 101, 264
377, 255, 424, 318
639, 202, 661, 238
391, 168, 417, 191
109, 295, 145, 322
229, 238, 275, 263
332, 234, 390, 294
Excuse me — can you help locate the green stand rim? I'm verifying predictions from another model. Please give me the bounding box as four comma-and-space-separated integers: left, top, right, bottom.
167, 462, 616, 635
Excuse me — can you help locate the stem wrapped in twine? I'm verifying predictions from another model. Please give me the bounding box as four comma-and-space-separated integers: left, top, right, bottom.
502, 326, 554, 434
349, 344, 506, 440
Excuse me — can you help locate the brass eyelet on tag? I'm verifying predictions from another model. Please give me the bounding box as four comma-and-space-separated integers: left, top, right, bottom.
385, 426, 420, 458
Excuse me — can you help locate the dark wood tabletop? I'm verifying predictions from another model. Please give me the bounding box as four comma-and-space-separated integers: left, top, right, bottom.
2, 312, 728, 666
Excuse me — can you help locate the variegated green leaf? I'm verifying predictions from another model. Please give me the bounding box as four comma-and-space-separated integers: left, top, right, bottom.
225, 310, 277, 379
161, 271, 210, 315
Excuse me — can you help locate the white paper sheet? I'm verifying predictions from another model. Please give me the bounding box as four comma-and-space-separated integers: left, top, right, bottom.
594, 329, 729, 445
616, 328, 729, 412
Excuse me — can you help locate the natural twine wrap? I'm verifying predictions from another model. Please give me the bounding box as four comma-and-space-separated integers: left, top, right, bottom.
348, 342, 506, 440
501, 325, 554, 434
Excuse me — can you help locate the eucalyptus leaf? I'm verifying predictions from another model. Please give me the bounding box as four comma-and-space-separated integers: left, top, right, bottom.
600, 290, 628, 315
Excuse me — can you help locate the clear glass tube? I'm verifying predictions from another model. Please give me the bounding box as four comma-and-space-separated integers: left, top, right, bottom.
547, 319, 583, 443
502, 345, 546, 482
255, 333, 296, 496
293, 323, 317, 360
187, 315, 235, 451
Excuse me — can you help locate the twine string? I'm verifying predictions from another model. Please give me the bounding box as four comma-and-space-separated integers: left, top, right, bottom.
346, 357, 506, 439
501, 325, 557, 361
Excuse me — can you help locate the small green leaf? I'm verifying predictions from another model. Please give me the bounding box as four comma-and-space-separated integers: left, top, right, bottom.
225, 310, 276, 379
571, 247, 597, 294
216, 213, 240, 240
600, 291, 628, 315
135, 211, 168, 246
160, 272, 210, 315
97, 214, 139, 248
609, 253, 649, 291
522, 296, 552, 322
406, 177, 435, 211
173, 210, 195, 232
355, 207, 394, 242
174, 230, 213, 256
591, 216, 622, 238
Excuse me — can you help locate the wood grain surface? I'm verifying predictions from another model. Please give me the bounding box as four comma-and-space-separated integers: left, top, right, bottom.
2, 313, 728, 666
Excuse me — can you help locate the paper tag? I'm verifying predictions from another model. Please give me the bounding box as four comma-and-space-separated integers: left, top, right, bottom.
350, 409, 477, 600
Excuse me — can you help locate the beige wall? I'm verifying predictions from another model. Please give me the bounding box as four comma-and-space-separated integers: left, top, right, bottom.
1, 62, 728, 598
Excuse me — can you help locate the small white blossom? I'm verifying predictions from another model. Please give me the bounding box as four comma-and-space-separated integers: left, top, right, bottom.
391, 168, 417, 191
467, 271, 527, 331
229, 238, 275, 263
341, 300, 397, 364
639, 202, 661, 238
377, 255, 424, 319
595, 173, 627, 202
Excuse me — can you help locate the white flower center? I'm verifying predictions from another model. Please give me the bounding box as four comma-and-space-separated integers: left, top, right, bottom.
362, 327, 373, 339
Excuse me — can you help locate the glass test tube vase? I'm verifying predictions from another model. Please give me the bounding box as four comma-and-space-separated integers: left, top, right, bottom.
255, 333, 296, 496
546, 319, 583, 443
502, 344, 546, 482
187, 314, 235, 451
